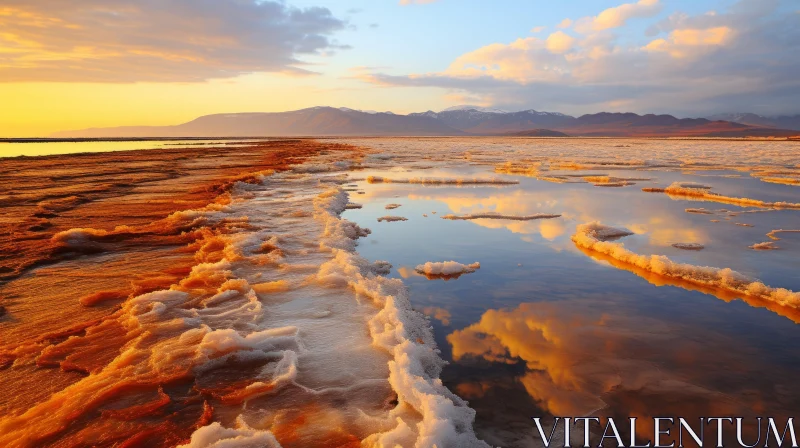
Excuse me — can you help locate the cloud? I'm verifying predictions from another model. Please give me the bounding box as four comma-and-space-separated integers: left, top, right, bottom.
439, 38, 569, 84
0, 1, 346, 82
645, 26, 735, 58
446, 301, 753, 418
574, 0, 662, 33
422, 307, 451, 325
545, 31, 576, 54
556, 18, 573, 29
355, 1, 800, 116
530, 26, 546, 33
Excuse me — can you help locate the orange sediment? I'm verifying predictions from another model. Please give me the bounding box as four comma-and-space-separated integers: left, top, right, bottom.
0, 140, 367, 447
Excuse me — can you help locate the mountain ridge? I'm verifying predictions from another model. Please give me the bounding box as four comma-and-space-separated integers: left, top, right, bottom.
51, 106, 800, 138
707, 113, 800, 131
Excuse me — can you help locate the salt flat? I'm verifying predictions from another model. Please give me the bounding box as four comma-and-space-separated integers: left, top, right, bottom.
1, 137, 799, 447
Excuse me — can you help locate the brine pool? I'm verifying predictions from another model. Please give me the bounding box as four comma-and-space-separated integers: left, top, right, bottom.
342, 163, 800, 447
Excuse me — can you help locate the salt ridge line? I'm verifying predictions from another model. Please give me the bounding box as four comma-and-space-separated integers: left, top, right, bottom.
643, 182, 800, 209
768, 229, 800, 240
441, 212, 561, 221
759, 177, 800, 186
313, 188, 490, 448
366, 175, 518, 185
750, 242, 779, 250
574, 244, 800, 325
182, 172, 490, 446
572, 222, 800, 309
377, 216, 408, 222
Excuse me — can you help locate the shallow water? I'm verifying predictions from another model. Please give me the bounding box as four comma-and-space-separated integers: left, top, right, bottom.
1, 137, 799, 447
342, 151, 800, 447
0, 139, 264, 158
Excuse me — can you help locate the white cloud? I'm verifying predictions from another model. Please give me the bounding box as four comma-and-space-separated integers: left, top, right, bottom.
574, 0, 662, 33
441, 37, 568, 84
556, 18, 573, 29
545, 31, 576, 54
645, 26, 735, 58
357, 1, 800, 116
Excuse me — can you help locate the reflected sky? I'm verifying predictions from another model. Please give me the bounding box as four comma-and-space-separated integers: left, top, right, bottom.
344, 163, 800, 447
0, 140, 262, 158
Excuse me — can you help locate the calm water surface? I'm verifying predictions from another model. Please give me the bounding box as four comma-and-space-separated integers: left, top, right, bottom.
0, 139, 264, 158
344, 164, 800, 447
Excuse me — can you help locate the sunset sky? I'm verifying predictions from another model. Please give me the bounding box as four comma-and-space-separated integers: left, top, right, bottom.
1, 0, 798, 137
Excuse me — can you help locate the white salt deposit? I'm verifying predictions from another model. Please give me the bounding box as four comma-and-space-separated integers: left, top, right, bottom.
672, 243, 705, 251
575, 221, 634, 241
367, 175, 518, 185
750, 242, 779, 250
767, 229, 800, 240
377, 216, 408, 222
442, 212, 561, 221
646, 182, 800, 209
572, 222, 800, 309
415, 261, 481, 277
2, 165, 489, 448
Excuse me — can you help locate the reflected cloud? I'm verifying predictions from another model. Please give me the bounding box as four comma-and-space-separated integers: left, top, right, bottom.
422, 307, 451, 326
396, 266, 422, 279
407, 184, 707, 247
447, 301, 768, 420
408, 190, 565, 241
626, 215, 708, 247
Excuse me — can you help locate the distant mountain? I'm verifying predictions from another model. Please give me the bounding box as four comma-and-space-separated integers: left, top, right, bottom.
441, 105, 508, 114
506, 129, 569, 137
411, 108, 794, 137
565, 113, 757, 137
52, 107, 463, 138
411, 109, 572, 133
707, 113, 800, 131
52, 106, 799, 138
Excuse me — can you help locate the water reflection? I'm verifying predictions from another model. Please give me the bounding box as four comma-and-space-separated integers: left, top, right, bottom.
446, 300, 796, 445
345, 162, 800, 447
0, 139, 263, 158
575, 244, 800, 324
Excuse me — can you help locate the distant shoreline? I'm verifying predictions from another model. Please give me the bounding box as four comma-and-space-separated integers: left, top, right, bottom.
2, 135, 799, 144
0, 137, 284, 143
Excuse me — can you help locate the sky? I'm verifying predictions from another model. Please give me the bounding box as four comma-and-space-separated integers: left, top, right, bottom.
1, 0, 798, 137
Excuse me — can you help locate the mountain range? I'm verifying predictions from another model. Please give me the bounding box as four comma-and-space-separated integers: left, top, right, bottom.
706, 113, 800, 131
52, 106, 800, 138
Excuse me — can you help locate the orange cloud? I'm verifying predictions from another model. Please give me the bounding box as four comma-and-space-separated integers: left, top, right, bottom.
0, 1, 346, 82
447, 301, 755, 418
443, 37, 567, 84
575, 0, 661, 33
645, 27, 735, 58
545, 31, 576, 54
422, 307, 451, 325
556, 18, 573, 29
